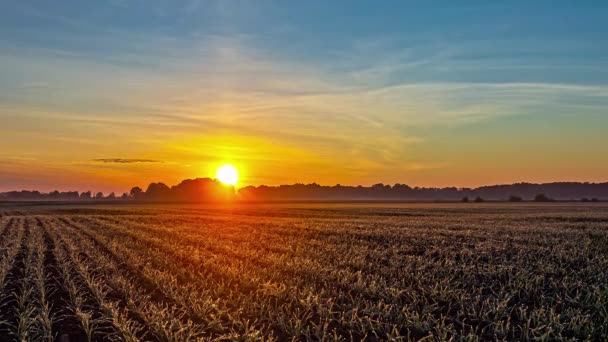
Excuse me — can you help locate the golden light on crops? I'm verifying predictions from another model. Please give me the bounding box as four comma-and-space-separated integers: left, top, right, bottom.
216, 164, 238, 186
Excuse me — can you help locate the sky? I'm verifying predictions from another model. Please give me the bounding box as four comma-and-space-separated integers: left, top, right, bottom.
1, 1, 608, 193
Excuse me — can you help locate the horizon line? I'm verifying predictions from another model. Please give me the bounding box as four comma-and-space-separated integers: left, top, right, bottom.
2, 178, 608, 195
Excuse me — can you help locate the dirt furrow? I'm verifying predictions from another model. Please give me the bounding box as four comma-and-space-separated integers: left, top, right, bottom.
35, 217, 89, 342
46, 218, 161, 342
0, 218, 29, 339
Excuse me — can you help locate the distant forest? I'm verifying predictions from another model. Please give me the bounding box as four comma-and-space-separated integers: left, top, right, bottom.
1, 179, 607, 202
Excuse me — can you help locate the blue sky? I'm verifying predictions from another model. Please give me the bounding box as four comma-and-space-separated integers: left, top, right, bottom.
1, 1, 608, 192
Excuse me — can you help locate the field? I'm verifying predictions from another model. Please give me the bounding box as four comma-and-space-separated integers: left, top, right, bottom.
0, 203, 607, 341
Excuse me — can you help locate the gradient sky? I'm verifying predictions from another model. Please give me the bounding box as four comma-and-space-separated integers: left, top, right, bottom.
1, 1, 608, 193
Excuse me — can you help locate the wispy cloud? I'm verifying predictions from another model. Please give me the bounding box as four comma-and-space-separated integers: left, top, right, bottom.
4, 31, 607, 185
90, 159, 163, 164
2, 1, 607, 189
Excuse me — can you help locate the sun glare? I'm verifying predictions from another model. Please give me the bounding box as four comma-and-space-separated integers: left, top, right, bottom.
216, 164, 238, 186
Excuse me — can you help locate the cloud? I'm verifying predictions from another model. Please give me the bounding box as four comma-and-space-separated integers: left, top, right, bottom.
90, 158, 163, 164
3, 8, 608, 188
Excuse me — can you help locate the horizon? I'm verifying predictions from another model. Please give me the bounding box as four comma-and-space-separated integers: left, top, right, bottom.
2, 2, 608, 193
2, 178, 608, 196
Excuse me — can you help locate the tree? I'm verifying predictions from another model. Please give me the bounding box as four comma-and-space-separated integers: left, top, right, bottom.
508, 195, 522, 202
145, 182, 171, 200
80, 191, 92, 200
129, 186, 144, 199
461, 196, 469, 203
474, 196, 484, 203
106, 192, 116, 199
534, 194, 553, 202
591, 198, 600, 202
120, 193, 129, 199
95, 192, 104, 199
63, 191, 80, 200
170, 178, 235, 202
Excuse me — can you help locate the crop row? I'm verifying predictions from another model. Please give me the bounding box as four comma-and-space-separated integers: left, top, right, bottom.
0, 205, 606, 340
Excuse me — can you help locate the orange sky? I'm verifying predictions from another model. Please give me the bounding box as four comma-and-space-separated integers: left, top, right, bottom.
2, 3, 608, 194
2, 116, 607, 194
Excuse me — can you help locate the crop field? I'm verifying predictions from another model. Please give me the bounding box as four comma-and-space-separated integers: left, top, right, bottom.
0, 203, 606, 341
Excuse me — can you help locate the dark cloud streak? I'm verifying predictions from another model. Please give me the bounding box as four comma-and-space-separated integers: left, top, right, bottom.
91, 158, 163, 164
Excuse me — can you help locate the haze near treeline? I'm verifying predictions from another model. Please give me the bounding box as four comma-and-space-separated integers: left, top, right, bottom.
2, 178, 607, 202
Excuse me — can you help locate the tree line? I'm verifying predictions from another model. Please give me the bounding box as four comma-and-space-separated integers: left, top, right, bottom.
0, 178, 233, 202
1, 180, 607, 202
238, 182, 607, 201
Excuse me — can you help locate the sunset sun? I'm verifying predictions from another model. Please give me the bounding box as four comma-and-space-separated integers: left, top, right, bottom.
216, 164, 238, 186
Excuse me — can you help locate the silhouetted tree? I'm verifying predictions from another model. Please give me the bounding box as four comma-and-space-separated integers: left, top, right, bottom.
63, 191, 80, 200
508, 195, 522, 202
461, 196, 469, 203
591, 198, 600, 202
80, 191, 92, 200
145, 182, 171, 200
106, 192, 116, 199
534, 194, 553, 202
393, 183, 412, 190
170, 178, 234, 202
474, 196, 484, 203
129, 187, 144, 199
95, 192, 104, 199
582, 198, 590, 202
120, 193, 129, 199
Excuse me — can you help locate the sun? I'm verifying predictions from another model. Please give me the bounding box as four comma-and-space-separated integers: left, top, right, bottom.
216, 164, 238, 186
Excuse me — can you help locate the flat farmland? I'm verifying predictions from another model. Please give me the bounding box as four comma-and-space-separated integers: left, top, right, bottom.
0, 203, 607, 341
